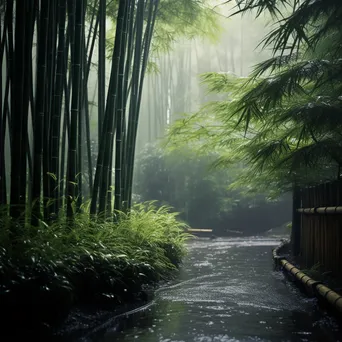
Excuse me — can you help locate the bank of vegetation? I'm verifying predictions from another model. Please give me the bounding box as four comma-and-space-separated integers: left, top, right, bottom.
0, 203, 189, 333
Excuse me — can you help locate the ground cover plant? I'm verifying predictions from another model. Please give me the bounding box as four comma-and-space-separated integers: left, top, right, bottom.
0, 203, 190, 333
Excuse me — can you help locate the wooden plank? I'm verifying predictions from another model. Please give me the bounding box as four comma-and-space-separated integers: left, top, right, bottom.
188, 228, 212, 233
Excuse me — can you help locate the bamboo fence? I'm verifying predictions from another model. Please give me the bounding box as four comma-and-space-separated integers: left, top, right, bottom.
297, 181, 342, 275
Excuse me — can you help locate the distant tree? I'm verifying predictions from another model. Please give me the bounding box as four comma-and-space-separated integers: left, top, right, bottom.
134, 145, 291, 234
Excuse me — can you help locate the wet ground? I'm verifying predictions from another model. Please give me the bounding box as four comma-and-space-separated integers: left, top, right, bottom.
80, 237, 342, 342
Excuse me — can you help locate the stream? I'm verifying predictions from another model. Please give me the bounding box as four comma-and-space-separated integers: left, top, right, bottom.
80, 237, 342, 342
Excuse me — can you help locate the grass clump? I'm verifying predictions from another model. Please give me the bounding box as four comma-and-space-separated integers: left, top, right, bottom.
0, 202, 190, 331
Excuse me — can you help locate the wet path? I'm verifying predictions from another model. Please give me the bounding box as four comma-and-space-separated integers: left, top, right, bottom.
84, 237, 342, 342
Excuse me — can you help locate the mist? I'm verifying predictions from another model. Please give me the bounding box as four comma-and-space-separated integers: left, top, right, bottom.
133, 6, 291, 236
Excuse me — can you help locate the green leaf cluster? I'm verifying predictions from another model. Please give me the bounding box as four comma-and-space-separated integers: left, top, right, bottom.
0, 202, 190, 327
168, 0, 342, 194
134, 145, 289, 232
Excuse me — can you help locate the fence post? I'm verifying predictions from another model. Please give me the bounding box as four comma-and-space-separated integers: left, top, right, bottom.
291, 184, 301, 256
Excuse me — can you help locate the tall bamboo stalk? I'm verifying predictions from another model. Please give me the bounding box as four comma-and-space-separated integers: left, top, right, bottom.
10, 0, 33, 220
92, 0, 127, 215
84, 3, 99, 197
76, 10, 87, 213
66, 0, 85, 218
98, 0, 106, 148
31, 0, 50, 224
124, 0, 160, 208
0, 2, 8, 206
49, 0, 67, 216
42, 1, 58, 221
114, 0, 132, 212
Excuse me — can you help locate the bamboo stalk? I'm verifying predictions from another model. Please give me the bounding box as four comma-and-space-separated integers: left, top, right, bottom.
124, 0, 160, 209
10, 0, 31, 220
0, 2, 7, 205
66, 0, 84, 218
297, 206, 342, 214
49, 0, 67, 216
98, 0, 106, 147
91, 0, 127, 216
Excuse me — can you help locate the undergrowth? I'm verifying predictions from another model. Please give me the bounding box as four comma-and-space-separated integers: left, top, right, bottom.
0, 202, 191, 331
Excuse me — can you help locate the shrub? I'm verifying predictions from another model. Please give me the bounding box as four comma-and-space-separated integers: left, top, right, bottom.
0, 202, 190, 331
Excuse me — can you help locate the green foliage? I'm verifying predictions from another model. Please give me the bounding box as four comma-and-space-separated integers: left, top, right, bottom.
134, 145, 290, 233
152, 0, 221, 54
104, 0, 220, 58
134, 146, 232, 228
0, 203, 190, 328
167, 0, 342, 193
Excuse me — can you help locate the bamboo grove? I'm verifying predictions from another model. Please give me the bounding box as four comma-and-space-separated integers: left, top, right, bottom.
0, 0, 162, 226
136, 12, 268, 147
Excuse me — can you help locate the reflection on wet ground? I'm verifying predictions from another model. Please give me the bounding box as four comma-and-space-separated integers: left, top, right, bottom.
82, 237, 342, 342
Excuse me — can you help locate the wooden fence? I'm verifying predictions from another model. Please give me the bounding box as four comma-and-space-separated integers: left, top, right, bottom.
295, 181, 342, 276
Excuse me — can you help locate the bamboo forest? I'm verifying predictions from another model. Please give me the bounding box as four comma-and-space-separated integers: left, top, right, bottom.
1, 0, 342, 341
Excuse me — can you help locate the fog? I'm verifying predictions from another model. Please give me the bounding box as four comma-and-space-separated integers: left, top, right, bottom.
131, 5, 291, 235
137, 8, 272, 147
